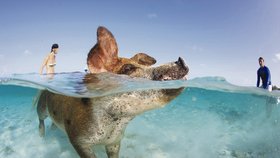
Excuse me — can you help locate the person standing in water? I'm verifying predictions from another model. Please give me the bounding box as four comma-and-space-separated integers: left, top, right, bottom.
257, 57, 272, 91
39, 44, 59, 75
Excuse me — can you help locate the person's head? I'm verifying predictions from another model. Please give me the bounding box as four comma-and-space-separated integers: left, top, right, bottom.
51, 43, 59, 54
258, 57, 265, 67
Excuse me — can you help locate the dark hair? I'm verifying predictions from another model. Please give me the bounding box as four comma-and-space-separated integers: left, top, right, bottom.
258, 57, 264, 61
51, 43, 59, 49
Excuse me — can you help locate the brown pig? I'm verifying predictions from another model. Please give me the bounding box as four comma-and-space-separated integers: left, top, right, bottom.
36, 26, 189, 158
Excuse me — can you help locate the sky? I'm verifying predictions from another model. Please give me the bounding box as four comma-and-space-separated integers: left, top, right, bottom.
0, 0, 280, 86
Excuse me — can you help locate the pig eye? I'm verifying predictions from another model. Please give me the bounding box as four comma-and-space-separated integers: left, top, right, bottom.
118, 64, 137, 75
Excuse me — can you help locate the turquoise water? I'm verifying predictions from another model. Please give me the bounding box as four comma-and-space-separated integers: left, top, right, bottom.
1, 72, 280, 158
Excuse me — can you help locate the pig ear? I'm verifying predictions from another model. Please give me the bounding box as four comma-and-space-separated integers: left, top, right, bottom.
130, 53, 157, 66
87, 26, 118, 73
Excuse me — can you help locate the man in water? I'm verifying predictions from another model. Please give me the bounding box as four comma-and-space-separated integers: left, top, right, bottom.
39, 44, 59, 75
257, 57, 272, 90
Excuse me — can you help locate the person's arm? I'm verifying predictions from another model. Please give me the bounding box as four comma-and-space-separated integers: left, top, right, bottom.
257, 70, 260, 87
266, 67, 271, 86
39, 55, 49, 75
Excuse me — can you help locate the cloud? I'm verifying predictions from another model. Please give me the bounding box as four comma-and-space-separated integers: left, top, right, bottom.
191, 45, 203, 52
273, 53, 280, 63
276, 53, 280, 61
23, 50, 32, 56
147, 13, 158, 19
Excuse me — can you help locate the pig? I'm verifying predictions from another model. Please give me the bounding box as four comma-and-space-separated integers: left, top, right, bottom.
36, 26, 189, 158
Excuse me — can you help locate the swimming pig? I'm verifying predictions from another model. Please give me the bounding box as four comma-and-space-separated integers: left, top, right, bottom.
36, 26, 189, 158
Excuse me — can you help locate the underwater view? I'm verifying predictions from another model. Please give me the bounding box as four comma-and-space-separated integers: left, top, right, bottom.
1, 72, 280, 158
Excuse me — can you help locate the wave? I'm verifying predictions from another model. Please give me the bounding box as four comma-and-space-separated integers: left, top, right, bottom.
0, 72, 279, 98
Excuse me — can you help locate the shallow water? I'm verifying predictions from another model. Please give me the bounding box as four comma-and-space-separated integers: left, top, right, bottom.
1, 72, 280, 158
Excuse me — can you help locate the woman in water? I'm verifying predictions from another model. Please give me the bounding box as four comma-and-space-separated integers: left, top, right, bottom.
39, 44, 59, 75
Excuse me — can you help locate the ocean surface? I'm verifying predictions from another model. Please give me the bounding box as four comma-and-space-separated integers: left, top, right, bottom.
0, 72, 280, 158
